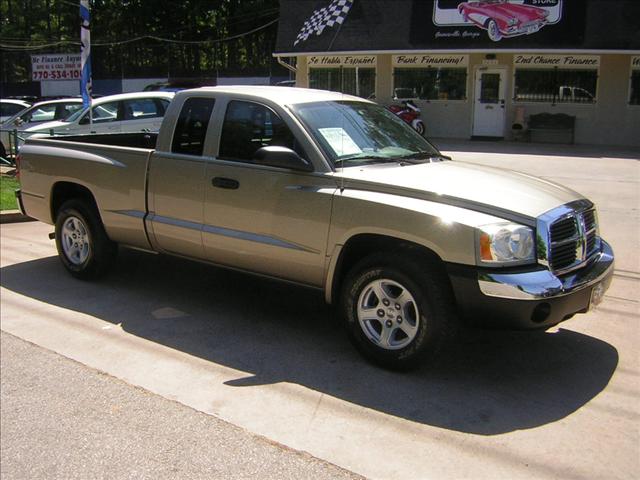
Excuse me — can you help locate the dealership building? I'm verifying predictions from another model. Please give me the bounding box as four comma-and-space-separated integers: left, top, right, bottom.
275, 0, 640, 147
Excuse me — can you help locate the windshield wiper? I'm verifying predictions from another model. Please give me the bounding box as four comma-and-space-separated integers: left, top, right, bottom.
398, 151, 451, 162
334, 155, 399, 166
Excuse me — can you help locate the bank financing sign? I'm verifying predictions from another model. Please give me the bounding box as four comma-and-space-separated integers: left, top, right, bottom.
433, 0, 562, 42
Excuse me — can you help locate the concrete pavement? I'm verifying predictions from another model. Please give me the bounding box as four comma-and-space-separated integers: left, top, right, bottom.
1, 332, 360, 479
1, 141, 639, 479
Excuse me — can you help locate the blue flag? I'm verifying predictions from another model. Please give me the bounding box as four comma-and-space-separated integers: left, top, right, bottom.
80, 0, 92, 108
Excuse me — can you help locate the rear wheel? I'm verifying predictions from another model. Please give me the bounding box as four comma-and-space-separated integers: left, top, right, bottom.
341, 253, 458, 370
55, 199, 117, 279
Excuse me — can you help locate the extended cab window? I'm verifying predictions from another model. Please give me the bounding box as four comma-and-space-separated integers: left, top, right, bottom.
171, 97, 215, 156
219, 100, 297, 162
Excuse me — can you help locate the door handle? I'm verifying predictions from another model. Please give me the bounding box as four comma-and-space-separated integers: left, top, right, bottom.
212, 177, 239, 190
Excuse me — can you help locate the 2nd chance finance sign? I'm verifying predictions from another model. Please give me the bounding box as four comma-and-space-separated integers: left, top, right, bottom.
31, 54, 82, 81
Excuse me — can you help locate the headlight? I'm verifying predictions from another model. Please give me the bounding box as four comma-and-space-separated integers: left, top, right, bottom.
477, 223, 535, 265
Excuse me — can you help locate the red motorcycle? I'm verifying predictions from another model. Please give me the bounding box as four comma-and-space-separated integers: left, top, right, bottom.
387, 100, 425, 136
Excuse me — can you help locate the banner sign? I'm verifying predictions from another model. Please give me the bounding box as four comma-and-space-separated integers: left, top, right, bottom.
80, 0, 92, 108
308, 55, 377, 67
514, 54, 600, 68
393, 54, 468, 67
632, 57, 640, 69
30, 54, 81, 81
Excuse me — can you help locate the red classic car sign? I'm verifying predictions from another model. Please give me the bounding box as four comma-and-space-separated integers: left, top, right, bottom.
433, 0, 562, 42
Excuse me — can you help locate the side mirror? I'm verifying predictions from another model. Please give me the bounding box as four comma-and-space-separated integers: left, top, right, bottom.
79, 116, 90, 125
253, 146, 313, 172
14, 118, 24, 126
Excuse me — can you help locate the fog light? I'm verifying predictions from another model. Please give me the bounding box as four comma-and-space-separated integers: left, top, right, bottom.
532, 303, 551, 323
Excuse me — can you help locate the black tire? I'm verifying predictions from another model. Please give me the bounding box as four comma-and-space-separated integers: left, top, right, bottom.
55, 199, 117, 279
341, 253, 458, 370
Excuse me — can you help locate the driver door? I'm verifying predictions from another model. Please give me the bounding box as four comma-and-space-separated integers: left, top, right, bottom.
202, 99, 335, 287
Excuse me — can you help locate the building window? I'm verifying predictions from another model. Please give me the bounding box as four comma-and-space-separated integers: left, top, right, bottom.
514, 69, 597, 104
309, 67, 375, 99
630, 70, 640, 105
393, 68, 467, 100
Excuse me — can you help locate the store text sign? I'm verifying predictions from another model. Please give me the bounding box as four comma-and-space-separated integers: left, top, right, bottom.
308, 55, 376, 67
393, 54, 468, 67
514, 54, 599, 68
31, 54, 82, 81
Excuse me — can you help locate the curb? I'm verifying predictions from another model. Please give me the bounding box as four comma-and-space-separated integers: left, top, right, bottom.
0, 210, 36, 224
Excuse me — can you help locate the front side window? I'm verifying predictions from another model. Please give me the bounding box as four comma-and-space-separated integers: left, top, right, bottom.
630, 71, 640, 105
291, 101, 439, 166
24, 104, 58, 123
219, 101, 296, 162
171, 97, 215, 156
309, 67, 375, 99
514, 69, 597, 103
393, 68, 467, 100
123, 98, 167, 120
84, 101, 120, 124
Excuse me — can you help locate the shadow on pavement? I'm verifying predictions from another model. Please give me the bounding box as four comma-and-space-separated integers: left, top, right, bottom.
431, 138, 640, 160
0, 250, 619, 435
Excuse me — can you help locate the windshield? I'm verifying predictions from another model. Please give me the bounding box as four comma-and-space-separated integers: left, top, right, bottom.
290, 101, 440, 167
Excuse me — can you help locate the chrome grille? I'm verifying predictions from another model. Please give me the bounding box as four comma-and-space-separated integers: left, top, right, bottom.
542, 204, 600, 275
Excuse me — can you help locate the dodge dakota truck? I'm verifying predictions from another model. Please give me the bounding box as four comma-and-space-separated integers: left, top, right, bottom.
16, 86, 614, 369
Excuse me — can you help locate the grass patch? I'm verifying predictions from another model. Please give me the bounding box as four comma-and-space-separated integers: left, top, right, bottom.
1, 175, 19, 211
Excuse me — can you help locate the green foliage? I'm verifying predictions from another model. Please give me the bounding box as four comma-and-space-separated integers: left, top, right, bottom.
0, 175, 19, 211
0, 0, 281, 82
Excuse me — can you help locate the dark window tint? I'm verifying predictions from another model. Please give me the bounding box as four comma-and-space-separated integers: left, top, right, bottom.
123, 97, 167, 120
171, 97, 215, 156
514, 69, 597, 103
393, 68, 467, 100
309, 67, 376, 99
1, 103, 27, 117
219, 101, 297, 162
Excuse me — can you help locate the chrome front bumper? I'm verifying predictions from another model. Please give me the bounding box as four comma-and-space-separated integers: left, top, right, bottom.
478, 240, 614, 301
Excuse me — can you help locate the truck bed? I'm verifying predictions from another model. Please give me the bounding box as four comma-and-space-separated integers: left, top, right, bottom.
38, 132, 158, 150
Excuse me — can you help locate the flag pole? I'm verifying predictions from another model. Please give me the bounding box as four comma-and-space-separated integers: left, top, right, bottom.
80, 0, 93, 125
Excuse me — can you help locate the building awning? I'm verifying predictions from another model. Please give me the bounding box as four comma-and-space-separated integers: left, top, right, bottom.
275, 0, 640, 56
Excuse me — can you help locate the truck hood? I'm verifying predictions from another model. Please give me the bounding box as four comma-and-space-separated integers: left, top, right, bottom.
337, 160, 583, 220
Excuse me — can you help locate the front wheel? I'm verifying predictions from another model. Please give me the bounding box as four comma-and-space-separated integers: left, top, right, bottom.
55, 199, 117, 279
412, 119, 426, 136
341, 253, 458, 370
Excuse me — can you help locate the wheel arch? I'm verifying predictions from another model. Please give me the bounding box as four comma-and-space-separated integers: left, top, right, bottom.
50, 181, 101, 224
326, 233, 451, 305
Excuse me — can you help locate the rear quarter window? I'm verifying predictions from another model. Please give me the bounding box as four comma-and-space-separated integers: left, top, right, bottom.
171, 97, 216, 156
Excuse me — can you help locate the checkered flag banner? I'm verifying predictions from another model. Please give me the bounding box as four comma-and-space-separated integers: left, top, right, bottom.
294, 0, 354, 45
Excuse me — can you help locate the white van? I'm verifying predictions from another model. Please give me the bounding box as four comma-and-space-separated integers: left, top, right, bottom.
24, 91, 174, 138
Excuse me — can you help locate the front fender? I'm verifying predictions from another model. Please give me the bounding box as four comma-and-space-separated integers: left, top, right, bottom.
324, 189, 508, 301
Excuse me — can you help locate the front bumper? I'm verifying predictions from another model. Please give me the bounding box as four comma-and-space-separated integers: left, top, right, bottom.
447, 240, 614, 329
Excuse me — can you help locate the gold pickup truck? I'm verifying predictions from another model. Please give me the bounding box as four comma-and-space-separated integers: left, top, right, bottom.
16, 86, 614, 369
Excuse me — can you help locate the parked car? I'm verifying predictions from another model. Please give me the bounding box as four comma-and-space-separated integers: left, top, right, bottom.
458, 0, 550, 42
0, 99, 31, 123
0, 98, 84, 158
17, 86, 614, 370
23, 91, 175, 140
